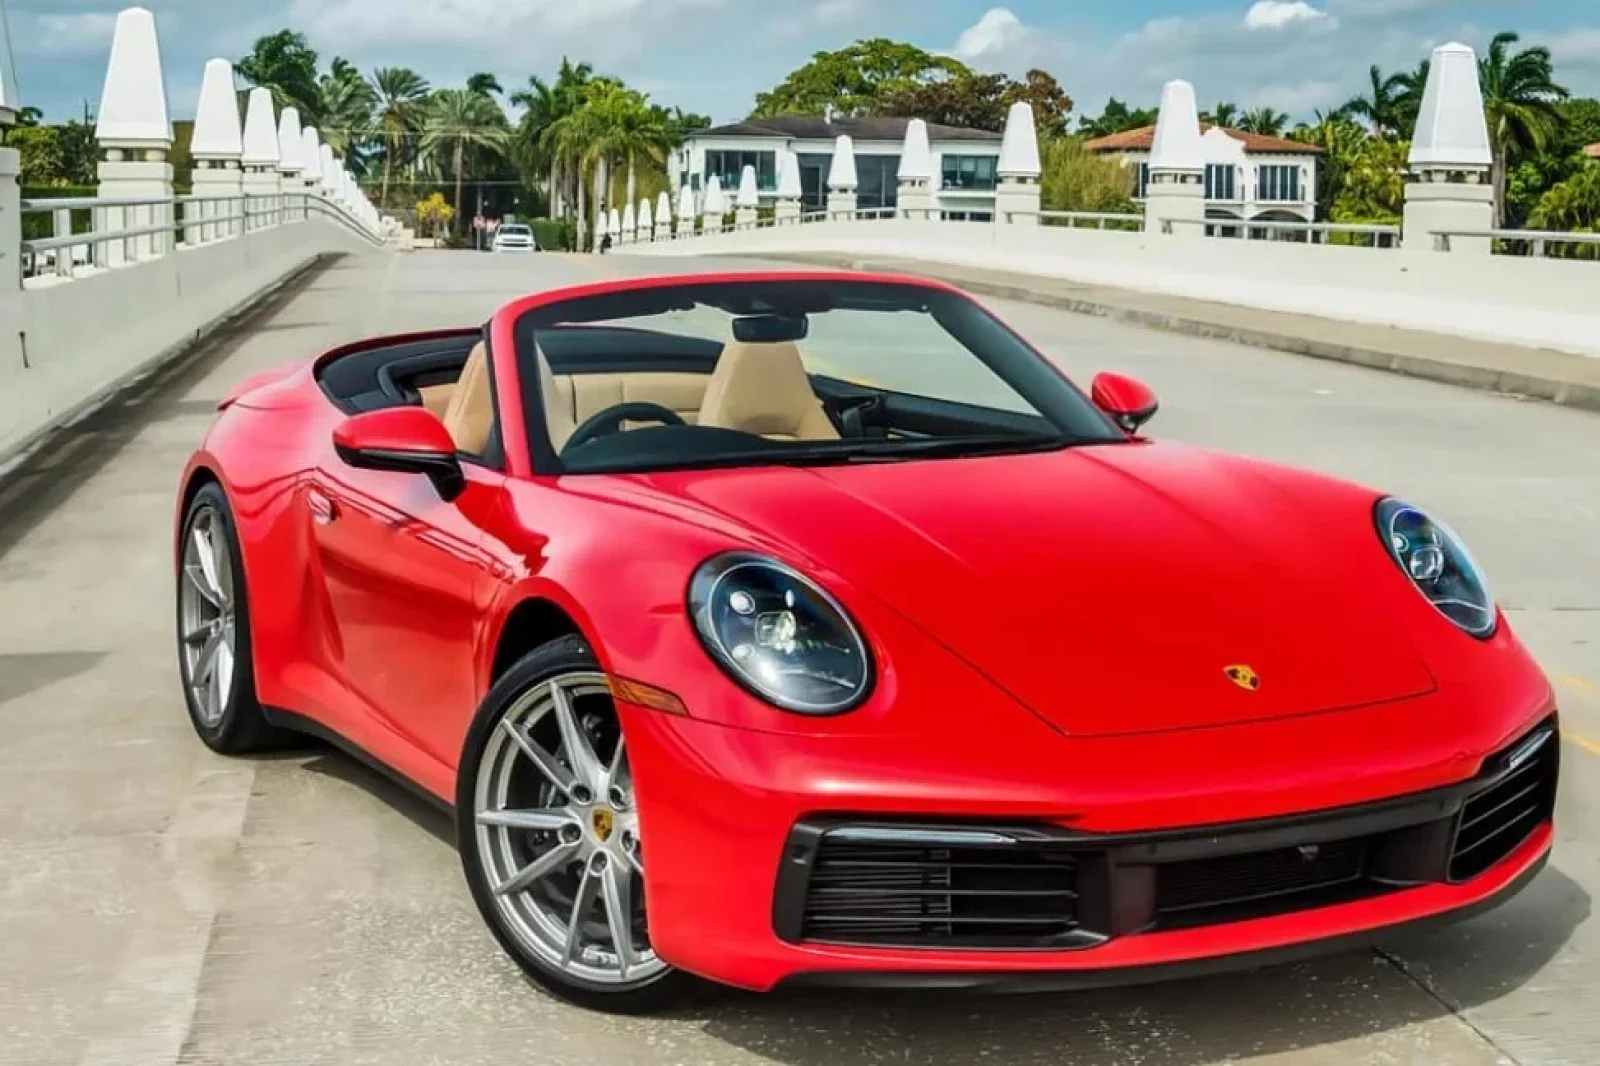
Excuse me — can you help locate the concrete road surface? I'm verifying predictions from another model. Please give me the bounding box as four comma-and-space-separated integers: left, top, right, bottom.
2, 248, 1597, 1066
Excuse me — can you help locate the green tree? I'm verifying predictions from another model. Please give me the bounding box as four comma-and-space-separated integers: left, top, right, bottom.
1003, 70, 1074, 139
467, 72, 504, 97
9, 125, 64, 185
237, 30, 323, 124
1041, 138, 1137, 215
875, 73, 1013, 131
1291, 111, 1366, 220
370, 67, 430, 209
1079, 98, 1157, 137
1238, 107, 1289, 137
420, 88, 510, 238
513, 59, 594, 222
1200, 102, 1240, 127
319, 57, 377, 162
751, 39, 969, 118
1478, 31, 1569, 226
1391, 59, 1430, 137
1529, 165, 1600, 258
1341, 65, 1407, 138
1332, 137, 1409, 223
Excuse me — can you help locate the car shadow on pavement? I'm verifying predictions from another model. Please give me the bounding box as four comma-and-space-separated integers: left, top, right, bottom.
683, 864, 1588, 1066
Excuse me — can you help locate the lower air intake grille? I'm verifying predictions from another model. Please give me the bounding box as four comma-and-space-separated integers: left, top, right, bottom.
801, 840, 1080, 948
1155, 837, 1370, 928
1449, 726, 1558, 882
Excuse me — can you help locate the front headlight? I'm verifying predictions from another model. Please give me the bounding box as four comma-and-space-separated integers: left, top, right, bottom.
1375, 498, 1496, 638
688, 552, 873, 714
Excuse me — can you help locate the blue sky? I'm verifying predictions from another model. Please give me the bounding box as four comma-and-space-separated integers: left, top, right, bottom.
6, 1, 1597, 127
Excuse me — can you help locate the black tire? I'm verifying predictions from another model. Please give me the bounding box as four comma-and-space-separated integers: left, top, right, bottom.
175, 482, 297, 755
456, 634, 701, 1014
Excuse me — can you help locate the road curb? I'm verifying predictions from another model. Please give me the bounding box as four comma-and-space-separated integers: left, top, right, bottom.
765, 253, 1600, 416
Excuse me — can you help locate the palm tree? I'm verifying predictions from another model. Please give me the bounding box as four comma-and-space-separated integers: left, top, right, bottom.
237, 31, 323, 124
1238, 107, 1289, 137
1478, 31, 1569, 226
1201, 102, 1240, 128
588, 84, 673, 208
1291, 112, 1367, 220
420, 88, 510, 238
1391, 59, 1430, 139
319, 57, 377, 162
1341, 64, 1406, 138
467, 72, 504, 98
541, 99, 605, 248
513, 59, 593, 220
370, 67, 430, 210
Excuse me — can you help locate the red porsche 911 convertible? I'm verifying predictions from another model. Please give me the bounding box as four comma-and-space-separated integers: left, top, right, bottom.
174, 270, 1559, 1013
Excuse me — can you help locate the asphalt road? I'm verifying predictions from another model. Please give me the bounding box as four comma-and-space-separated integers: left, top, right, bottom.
2, 248, 1597, 1066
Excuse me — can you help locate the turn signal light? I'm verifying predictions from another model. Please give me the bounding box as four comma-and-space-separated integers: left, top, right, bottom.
608, 676, 688, 716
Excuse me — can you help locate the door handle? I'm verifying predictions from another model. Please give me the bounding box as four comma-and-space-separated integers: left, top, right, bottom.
306, 487, 339, 525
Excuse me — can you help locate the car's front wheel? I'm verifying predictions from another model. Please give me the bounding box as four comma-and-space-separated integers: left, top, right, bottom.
457, 635, 697, 1013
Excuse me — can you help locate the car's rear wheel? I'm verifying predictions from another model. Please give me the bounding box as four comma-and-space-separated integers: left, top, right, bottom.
176, 482, 295, 754
457, 636, 697, 1013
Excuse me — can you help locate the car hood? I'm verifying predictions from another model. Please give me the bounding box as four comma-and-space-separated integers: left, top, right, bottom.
615, 440, 1437, 738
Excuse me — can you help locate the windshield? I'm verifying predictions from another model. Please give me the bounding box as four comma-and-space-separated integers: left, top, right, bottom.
511, 278, 1122, 474
499, 225, 531, 236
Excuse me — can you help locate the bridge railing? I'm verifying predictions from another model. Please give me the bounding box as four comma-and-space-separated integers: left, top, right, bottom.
19, 191, 384, 283
1162, 216, 1403, 248
1432, 228, 1600, 259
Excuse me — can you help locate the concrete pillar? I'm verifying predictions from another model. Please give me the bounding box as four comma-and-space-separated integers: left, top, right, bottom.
826, 135, 858, 219
655, 191, 673, 241
1404, 42, 1495, 254
701, 177, 726, 234
300, 127, 325, 219
676, 186, 696, 238
1143, 80, 1206, 237
735, 164, 759, 228
592, 208, 610, 254
620, 202, 636, 244
637, 199, 653, 244
94, 7, 174, 266
995, 102, 1042, 227
239, 88, 281, 230
275, 107, 305, 221
189, 58, 244, 244
775, 148, 802, 224
607, 208, 622, 248
896, 119, 936, 221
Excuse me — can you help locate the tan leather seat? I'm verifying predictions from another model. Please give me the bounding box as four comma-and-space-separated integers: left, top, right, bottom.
696, 341, 839, 441
440, 341, 494, 454
536, 342, 578, 452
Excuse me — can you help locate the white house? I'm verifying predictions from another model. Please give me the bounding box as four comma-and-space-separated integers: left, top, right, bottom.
1086, 124, 1323, 228
675, 116, 1005, 220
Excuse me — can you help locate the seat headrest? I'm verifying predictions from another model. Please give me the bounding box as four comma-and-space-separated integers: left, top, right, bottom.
696, 341, 840, 441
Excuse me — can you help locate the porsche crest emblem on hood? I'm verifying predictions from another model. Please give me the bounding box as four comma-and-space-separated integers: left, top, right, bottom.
1224, 665, 1261, 691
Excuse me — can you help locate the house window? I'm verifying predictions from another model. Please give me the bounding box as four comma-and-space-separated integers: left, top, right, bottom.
1256, 164, 1301, 202
703, 150, 777, 194
1205, 164, 1237, 201
941, 155, 999, 190
855, 155, 901, 211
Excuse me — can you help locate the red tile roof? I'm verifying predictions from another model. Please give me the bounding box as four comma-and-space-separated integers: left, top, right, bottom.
1084, 124, 1321, 155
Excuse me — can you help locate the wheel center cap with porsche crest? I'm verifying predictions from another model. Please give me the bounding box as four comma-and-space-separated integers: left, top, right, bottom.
591, 807, 615, 842
1224, 665, 1260, 691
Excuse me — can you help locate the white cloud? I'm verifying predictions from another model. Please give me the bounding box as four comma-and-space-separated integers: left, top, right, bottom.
286, 0, 724, 62
1243, 1, 1333, 32
30, 12, 118, 57
955, 8, 1030, 62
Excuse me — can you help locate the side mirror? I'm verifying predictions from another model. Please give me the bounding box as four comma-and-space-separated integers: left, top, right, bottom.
1091, 372, 1159, 434
333, 407, 465, 501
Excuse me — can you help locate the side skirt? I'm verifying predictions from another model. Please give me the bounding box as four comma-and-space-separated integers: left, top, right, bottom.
263, 705, 456, 817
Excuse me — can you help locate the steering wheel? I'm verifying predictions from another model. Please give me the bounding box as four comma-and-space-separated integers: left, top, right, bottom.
563, 401, 686, 451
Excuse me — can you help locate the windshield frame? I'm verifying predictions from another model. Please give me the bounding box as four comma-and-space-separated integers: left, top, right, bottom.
497, 272, 1126, 478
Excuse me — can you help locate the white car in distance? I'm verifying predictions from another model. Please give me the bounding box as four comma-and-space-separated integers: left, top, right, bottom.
491, 223, 538, 253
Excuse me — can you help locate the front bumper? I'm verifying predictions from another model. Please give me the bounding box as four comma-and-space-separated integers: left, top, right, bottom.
620, 692, 1558, 993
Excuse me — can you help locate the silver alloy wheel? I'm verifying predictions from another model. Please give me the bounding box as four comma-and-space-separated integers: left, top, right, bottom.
473, 672, 666, 987
178, 506, 237, 727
